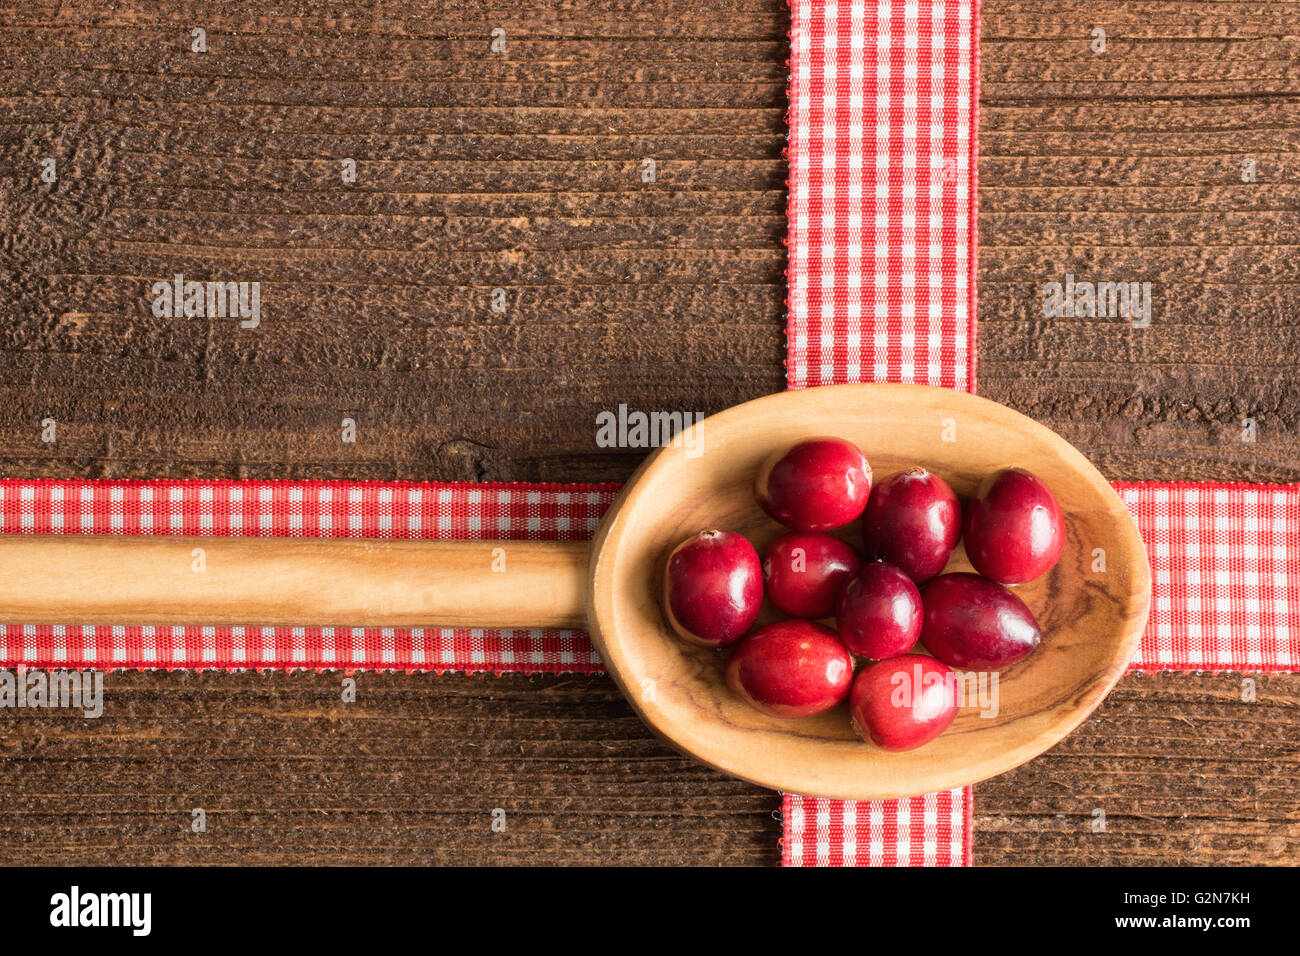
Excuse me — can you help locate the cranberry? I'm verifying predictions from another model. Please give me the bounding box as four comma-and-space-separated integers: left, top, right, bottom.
860, 467, 961, 584
763, 531, 861, 619
754, 437, 872, 531
963, 468, 1065, 584
835, 561, 923, 659
725, 620, 853, 718
662, 530, 763, 648
919, 572, 1041, 669
850, 654, 959, 751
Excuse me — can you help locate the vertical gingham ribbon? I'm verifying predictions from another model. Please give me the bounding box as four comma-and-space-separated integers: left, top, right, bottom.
786, 0, 977, 393
781, 0, 1298, 867
783, 0, 980, 869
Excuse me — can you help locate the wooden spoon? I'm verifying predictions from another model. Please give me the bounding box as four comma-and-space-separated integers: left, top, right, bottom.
0, 384, 1150, 799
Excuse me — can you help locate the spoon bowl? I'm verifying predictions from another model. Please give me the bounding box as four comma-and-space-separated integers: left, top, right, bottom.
586, 383, 1151, 799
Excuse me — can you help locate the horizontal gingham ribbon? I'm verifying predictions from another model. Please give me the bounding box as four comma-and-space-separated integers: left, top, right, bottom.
0, 480, 616, 673
3, 478, 1292, 672
1117, 482, 1298, 672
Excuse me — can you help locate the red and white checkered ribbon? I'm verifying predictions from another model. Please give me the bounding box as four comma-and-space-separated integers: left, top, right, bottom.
782, 0, 980, 868
2, 475, 1292, 869
782, 788, 972, 866
779, 0, 1298, 867
0, 480, 615, 674
1119, 483, 1298, 672
785, 0, 978, 392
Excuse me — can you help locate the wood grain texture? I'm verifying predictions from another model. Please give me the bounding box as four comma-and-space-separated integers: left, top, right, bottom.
0, 535, 590, 627
0, 0, 788, 484
0, 670, 1292, 866
977, 0, 1300, 484
0, 0, 1297, 865
976, 670, 1300, 865
0, 671, 783, 866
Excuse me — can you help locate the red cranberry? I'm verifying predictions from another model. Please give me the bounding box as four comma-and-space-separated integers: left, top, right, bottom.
860, 467, 961, 584
662, 530, 763, 648
763, 531, 861, 619
919, 572, 1041, 669
835, 561, 922, 659
850, 654, 959, 751
963, 468, 1065, 584
754, 437, 872, 531
725, 620, 853, 718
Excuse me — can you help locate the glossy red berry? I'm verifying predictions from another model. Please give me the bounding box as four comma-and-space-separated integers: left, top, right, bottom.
919, 572, 1041, 669
963, 468, 1065, 584
860, 467, 961, 584
725, 620, 853, 718
835, 561, 923, 659
850, 654, 959, 751
763, 531, 861, 619
754, 438, 872, 531
662, 530, 763, 647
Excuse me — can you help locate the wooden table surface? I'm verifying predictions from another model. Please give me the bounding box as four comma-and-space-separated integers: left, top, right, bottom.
0, 0, 1296, 865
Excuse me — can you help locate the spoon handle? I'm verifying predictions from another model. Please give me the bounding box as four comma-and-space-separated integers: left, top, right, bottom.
0, 535, 589, 630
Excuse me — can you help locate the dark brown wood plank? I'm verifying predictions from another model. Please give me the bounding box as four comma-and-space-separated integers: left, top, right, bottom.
1, 669, 1293, 866
0, 0, 788, 484
976, 671, 1300, 865
977, 2, 1300, 485
0, 672, 782, 865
